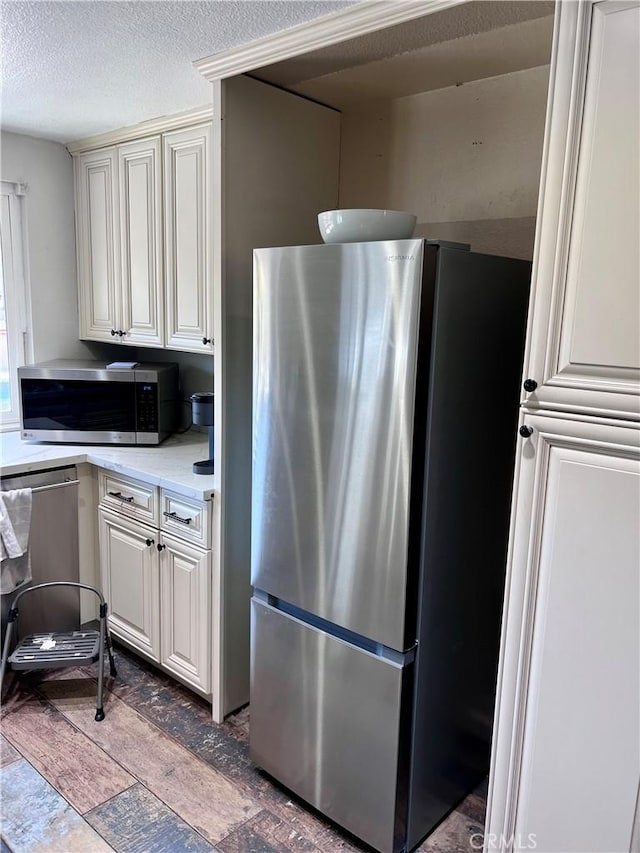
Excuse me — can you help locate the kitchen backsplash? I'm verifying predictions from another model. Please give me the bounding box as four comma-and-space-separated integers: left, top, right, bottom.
84, 342, 214, 433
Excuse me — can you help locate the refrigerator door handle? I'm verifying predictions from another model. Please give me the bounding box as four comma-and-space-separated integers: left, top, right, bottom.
255, 590, 418, 664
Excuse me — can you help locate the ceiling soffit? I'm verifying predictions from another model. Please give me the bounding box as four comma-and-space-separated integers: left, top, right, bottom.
287, 15, 555, 108
256, 0, 555, 88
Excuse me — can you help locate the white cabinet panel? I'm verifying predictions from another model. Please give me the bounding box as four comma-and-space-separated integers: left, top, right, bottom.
75, 148, 120, 342
159, 533, 211, 693
562, 3, 640, 373
489, 7, 640, 849
515, 431, 639, 852
118, 137, 163, 347
487, 414, 640, 853
523, 1, 640, 421
98, 508, 160, 662
163, 124, 213, 353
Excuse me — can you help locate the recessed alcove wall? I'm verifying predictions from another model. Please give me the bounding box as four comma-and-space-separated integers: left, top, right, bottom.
337, 65, 550, 260
260, 3, 555, 261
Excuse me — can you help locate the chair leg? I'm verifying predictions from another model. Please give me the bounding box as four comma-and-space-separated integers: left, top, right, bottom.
106, 632, 117, 678
95, 612, 106, 722
0, 611, 17, 697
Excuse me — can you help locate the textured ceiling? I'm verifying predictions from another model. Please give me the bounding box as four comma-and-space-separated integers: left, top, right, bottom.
0, 0, 356, 144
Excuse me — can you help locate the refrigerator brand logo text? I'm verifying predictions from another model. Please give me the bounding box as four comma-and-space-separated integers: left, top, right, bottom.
385, 255, 415, 261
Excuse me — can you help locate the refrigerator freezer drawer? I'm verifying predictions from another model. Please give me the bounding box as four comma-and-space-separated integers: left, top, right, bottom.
250, 598, 408, 853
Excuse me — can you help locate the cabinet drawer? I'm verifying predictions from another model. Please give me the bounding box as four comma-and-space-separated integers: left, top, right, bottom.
99, 470, 159, 524
160, 489, 211, 548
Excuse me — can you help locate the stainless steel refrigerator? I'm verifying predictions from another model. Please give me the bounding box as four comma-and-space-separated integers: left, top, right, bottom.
250, 239, 530, 853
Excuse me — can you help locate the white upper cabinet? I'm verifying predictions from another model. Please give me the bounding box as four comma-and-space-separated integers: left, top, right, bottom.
76, 138, 163, 347
118, 136, 163, 348
522, 0, 640, 421
163, 124, 213, 353
74, 120, 212, 352
75, 148, 120, 342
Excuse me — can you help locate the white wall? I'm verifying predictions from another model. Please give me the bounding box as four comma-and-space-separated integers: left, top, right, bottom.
339, 65, 550, 260
0, 131, 92, 362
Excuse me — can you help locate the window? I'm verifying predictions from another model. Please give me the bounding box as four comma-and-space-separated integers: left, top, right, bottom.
0, 181, 28, 431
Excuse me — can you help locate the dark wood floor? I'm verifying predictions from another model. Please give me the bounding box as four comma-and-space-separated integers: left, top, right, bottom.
0, 644, 487, 852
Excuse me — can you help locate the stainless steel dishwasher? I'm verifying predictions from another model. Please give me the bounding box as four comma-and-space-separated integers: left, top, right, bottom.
1, 465, 80, 639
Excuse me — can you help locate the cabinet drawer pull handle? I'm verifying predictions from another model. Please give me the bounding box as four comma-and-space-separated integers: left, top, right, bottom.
163, 510, 192, 525
157, 543, 166, 552
145, 538, 154, 547
108, 491, 135, 503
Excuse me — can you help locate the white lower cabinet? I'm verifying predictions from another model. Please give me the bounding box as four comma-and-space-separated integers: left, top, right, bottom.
99, 508, 160, 661
98, 474, 213, 697
159, 532, 211, 693
487, 414, 640, 853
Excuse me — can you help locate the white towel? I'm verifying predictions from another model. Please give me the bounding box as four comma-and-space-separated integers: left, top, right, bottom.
0, 488, 32, 595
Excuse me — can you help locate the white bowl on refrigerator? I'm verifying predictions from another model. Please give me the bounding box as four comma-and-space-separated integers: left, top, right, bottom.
318, 209, 417, 243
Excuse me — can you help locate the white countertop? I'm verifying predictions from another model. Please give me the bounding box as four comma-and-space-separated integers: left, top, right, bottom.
0, 431, 218, 500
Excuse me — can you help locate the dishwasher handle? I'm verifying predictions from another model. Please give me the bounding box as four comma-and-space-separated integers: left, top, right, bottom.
30, 479, 80, 494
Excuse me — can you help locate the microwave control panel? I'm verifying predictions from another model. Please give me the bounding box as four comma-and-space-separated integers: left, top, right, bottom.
136, 383, 158, 432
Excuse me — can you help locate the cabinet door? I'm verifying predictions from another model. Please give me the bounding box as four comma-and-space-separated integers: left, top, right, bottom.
75, 148, 121, 342
98, 508, 160, 662
159, 532, 211, 693
118, 137, 164, 348
522, 1, 640, 420
163, 124, 213, 353
487, 414, 640, 852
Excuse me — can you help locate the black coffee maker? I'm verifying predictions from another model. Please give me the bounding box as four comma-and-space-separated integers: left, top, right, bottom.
191, 392, 214, 475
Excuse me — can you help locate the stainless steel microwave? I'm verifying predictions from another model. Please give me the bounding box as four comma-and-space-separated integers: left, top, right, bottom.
18, 360, 179, 445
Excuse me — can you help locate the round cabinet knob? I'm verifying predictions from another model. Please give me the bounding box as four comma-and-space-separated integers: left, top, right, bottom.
523, 378, 538, 393
110, 329, 117, 337
202, 336, 212, 346
156, 543, 166, 552
118, 330, 126, 337
519, 425, 534, 438
145, 538, 154, 547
